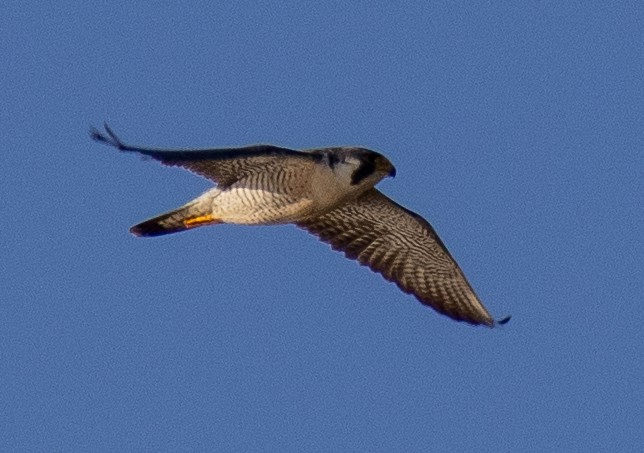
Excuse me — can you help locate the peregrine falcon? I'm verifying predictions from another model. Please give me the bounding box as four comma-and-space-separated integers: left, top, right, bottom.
91, 124, 508, 327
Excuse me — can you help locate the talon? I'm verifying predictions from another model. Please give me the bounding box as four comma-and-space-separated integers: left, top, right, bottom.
183, 214, 220, 227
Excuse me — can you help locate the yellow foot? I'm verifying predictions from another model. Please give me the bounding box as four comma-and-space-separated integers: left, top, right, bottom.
182, 214, 222, 228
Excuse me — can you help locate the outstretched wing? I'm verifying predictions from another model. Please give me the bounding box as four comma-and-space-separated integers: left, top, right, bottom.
90, 124, 319, 188
297, 188, 496, 326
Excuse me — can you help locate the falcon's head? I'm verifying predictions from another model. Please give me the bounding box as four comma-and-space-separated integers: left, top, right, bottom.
350, 148, 396, 185
322, 147, 396, 188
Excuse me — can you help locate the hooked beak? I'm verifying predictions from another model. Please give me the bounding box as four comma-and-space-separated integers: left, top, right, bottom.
376, 157, 396, 178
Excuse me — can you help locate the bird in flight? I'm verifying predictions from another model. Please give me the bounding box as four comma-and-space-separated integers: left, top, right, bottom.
91, 124, 508, 327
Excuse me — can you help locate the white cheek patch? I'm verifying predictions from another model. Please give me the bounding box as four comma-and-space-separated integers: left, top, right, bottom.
333, 159, 360, 185
344, 156, 361, 167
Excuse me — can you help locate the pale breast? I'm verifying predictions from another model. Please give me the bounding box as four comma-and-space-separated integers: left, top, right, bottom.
210, 161, 319, 225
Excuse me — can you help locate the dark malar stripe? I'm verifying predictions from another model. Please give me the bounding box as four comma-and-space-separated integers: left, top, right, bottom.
351, 156, 376, 185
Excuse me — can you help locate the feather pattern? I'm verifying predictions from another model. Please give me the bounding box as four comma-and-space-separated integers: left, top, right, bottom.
297, 188, 495, 326
90, 124, 319, 188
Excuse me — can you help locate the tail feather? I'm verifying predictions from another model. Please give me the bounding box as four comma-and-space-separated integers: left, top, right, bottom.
130, 205, 220, 237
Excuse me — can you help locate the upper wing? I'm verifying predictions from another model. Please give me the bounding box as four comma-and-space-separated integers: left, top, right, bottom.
297, 188, 497, 326
90, 124, 319, 188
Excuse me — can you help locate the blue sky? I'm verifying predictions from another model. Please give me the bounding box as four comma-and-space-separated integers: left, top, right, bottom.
2, 1, 642, 451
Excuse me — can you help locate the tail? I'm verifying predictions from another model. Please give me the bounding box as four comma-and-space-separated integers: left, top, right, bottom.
130, 204, 221, 237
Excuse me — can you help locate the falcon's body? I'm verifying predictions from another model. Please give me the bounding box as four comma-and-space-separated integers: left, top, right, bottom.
91, 125, 507, 327
159, 146, 388, 227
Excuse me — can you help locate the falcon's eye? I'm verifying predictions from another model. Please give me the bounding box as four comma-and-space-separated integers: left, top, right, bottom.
350, 156, 377, 185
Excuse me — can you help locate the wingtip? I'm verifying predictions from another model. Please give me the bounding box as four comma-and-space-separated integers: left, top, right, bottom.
495, 315, 512, 326
89, 125, 107, 143
89, 122, 128, 150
